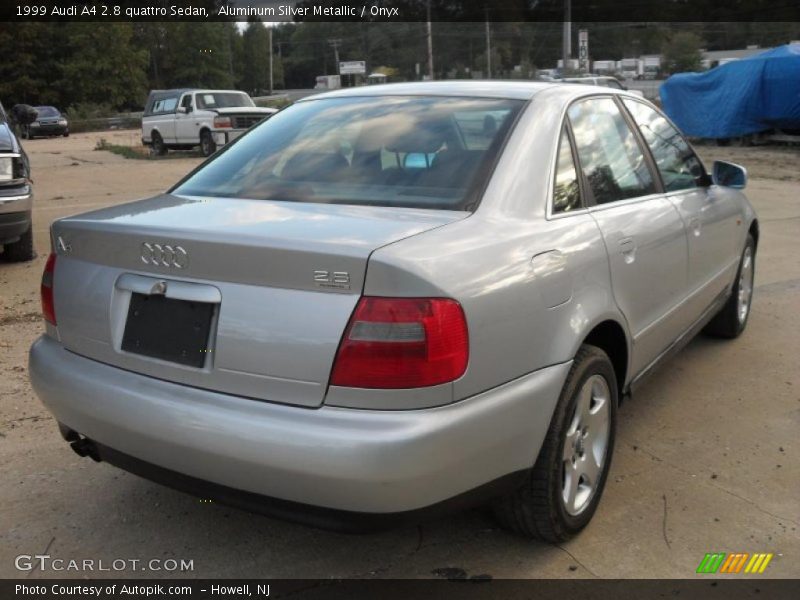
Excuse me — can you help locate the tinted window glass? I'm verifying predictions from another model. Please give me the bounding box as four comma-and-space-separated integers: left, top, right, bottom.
568, 98, 656, 205
553, 126, 581, 213
174, 96, 524, 211
453, 110, 514, 150
181, 95, 192, 109
623, 99, 704, 192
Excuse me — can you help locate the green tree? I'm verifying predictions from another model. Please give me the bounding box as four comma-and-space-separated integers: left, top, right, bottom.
662, 32, 704, 74
56, 24, 148, 109
161, 23, 236, 89
0, 23, 66, 105
242, 19, 271, 95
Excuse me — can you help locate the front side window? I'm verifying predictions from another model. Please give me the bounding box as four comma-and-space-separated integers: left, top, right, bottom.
180, 95, 192, 110
623, 99, 704, 192
553, 126, 581, 213
174, 96, 524, 211
568, 97, 656, 205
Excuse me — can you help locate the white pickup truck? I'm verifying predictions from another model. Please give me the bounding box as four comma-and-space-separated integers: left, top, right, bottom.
141, 89, 277, 157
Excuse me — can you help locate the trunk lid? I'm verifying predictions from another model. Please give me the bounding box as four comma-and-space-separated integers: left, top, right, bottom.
51, 194, 467, 407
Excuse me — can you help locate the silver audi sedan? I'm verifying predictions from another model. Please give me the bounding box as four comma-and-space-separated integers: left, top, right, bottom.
29, 81, 757, 541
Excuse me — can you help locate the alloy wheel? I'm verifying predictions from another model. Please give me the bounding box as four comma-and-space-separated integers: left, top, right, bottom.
562, 374, 611, 516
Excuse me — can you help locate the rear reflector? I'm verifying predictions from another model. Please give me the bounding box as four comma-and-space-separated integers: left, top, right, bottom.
330, 297, 468, 389
41, 252, 57, 325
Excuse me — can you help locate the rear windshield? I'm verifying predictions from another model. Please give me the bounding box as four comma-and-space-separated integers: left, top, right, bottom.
173, 96, 524, 211
196, 92, 254, 109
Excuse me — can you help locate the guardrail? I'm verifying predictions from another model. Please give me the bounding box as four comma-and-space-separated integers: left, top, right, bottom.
69, 114, 142, 133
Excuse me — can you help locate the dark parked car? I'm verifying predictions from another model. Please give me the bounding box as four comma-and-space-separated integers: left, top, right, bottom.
0, 102, 35, 261
22, 106, 69, 139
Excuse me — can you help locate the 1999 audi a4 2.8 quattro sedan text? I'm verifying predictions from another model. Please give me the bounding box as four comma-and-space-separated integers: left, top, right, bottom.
29, 82, 758, 541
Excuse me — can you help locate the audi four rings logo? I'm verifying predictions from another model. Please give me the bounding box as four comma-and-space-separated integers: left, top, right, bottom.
140, 243, 189, 269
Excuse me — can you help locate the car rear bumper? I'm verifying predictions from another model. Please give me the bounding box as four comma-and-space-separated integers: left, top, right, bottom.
29, 335, 569, 517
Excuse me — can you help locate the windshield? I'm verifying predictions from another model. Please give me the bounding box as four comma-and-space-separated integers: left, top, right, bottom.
35, 106, 60, 118
173, 96, 523, 211
196, 92, 254, 109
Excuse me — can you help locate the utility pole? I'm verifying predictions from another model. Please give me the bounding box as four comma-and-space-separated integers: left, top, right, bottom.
328, 39, 342, 75
485, 7, 492, 78
426, 0, 434, 80
268, 27, 273, 95
562, 0, 571, 76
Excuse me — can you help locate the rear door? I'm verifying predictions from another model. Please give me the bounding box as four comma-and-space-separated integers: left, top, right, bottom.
568, 96, 689, 375
621, 98, 741, 322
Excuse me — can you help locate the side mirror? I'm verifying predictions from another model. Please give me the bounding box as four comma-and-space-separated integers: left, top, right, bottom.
712, 160, 747, 189
176, 106, 187, 114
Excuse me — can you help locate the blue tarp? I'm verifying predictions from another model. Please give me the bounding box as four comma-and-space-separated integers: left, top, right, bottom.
660, 44, 800, 139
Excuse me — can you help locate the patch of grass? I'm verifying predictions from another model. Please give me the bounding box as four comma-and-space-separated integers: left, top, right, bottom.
94, 138, 199, 160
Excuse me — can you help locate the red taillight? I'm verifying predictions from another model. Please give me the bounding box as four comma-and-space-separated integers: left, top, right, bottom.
330, 297, 468, 389
40, 252, 57, 325
213, 116, 232, 128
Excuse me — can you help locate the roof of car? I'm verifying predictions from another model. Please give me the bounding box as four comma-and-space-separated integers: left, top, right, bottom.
301, 80, 639, 102
147, 89, 249, 96
303, 81, 555, 101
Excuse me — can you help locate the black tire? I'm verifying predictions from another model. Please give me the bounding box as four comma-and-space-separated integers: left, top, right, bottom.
151, 131, 167, 156
2, 223, 36, 262
493, 345, 618, 542
200, 130, 216, 157
704, 234, 755, 339
63, 131, 69, 137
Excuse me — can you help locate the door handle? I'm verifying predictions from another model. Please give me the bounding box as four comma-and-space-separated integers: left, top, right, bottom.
618, 237, 636, 264
688, 217, 702, 237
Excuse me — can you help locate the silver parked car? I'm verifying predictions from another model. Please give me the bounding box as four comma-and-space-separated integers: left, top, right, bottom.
29, 82, 758, 541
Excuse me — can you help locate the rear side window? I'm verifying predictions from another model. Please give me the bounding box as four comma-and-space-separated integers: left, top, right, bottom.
622, 99, 704, 192
173, 96, 524, 211
568, 97, 656, 205
152, 97, 178, 114
553, 126, 581, 213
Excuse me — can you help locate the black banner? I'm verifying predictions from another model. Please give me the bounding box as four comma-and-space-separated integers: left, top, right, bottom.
4, 579, 800, 600
3, 0, 800, 22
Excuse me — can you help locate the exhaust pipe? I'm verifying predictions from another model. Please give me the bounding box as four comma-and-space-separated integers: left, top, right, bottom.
69, 437, 101, 462
59, 423, 101, 462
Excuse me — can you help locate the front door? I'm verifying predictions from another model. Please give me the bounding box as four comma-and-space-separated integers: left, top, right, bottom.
568, 96, 689, 376
621, 98, 742, 321
175, 93, 198, 144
